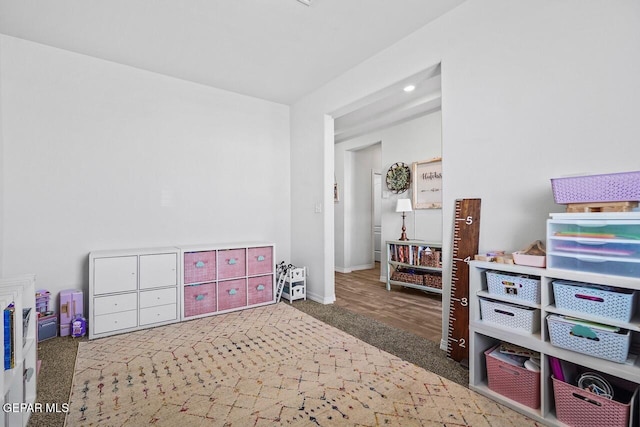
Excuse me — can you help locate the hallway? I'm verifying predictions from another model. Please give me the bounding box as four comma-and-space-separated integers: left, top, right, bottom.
334, 262, 443, 343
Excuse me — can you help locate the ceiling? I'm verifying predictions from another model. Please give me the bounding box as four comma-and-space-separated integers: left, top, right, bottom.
333, 64, 441, 143
0, 0, 463, 106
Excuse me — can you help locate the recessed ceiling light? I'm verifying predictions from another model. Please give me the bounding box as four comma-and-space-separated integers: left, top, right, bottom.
403, 85, 416, 92
297, 0, 312, 5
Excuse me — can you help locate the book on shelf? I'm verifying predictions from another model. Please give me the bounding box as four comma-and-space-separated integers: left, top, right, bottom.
4, 303, 15, 370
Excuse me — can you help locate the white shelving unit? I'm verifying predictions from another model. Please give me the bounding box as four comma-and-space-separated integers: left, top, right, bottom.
386, 240, 442, 293
179, 242, 275, 319
469, 260, 640, 426
89, 247, 180, 339
281, 266, 306, 303
0, 274, 37, 427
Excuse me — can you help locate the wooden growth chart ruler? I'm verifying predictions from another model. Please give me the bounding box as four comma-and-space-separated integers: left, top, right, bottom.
446, 198, 481, 365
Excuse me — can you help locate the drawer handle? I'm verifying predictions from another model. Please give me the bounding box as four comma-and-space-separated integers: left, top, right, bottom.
257, 255, 265, 262
571, 392, 602, 407
575, 294, 604, 303
195, 261, 205, 268
196, 294, 207, 301
575, 255, 607, 263
228, 258, 237, 265
494, 309, 515, 317
228, 288, 237, 295
570, 324, 600, 341
497, 364, 520, 376
256, 284, 265, 291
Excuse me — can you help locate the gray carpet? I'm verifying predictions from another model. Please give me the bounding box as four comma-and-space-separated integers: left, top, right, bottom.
27, 300, 468, 427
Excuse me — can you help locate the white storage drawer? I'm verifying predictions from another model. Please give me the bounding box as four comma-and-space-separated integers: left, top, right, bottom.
140, 304, 177, 325
548, 216, 640, 278
93, 310, 137, 334
140, 288, 177, 309
479, 298, 540, 333
547, 314, 631, 363
93, 293, 137, 316
552, 280, 637, 322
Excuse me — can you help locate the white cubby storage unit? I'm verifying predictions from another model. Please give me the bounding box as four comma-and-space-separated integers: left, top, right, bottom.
180, 243, 275, 320
89, 247, 180, 339
89, 243, 276, 338
0, 275, 37, 427
470, 258, 640, 427
281, 266, 306, 303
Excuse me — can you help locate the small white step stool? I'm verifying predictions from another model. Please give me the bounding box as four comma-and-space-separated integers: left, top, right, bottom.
281, 266, 306, 303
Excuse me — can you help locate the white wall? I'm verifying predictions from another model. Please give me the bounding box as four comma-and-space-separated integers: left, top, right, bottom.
291, 0, 640, 343
334, 142, 381, 272
0, 36, 291, 307
334, 112, 442, 276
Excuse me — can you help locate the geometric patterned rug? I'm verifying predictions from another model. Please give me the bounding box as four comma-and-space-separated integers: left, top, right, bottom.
65, 303, 542, 426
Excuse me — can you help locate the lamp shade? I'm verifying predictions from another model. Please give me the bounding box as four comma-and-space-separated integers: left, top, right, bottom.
396, 198, 413, 213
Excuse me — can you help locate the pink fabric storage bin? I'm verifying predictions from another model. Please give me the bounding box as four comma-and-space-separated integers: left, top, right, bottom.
485, 345, 540, 409
218, 279, 247, 311
247, 275, 273, 305
183, 251, 217, 284
217, 249, 246, 279
552, 376, 637, 427
183, 282, 217, 317
247, 246, 273, 276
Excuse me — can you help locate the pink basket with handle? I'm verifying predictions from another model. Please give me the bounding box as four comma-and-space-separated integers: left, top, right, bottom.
552, 376, 636, 427
484, 345, 540, 409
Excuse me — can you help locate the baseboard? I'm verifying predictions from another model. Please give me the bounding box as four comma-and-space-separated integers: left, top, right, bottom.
350, 263, 374, 271
307, 291, 335, 304
335, 264, 375, 274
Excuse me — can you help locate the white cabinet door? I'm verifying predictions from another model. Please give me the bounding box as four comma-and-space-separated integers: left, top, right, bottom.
93, 256, 137, 295
140, 253, 177, 289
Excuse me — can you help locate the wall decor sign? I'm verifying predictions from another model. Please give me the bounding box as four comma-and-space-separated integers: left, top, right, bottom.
412, 157, 442, 209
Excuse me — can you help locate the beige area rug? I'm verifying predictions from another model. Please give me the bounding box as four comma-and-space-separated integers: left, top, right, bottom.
65, 303, 541, 426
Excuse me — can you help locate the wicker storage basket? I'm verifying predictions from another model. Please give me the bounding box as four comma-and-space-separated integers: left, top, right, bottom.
418, 250, 441, 267
547, 315, 630, 363
552, 376, 637, 427
480, 298, 540, 333
551, 171, 640, 204
486, 271, 541, 304
485, 345, 540, 409
390, 270, 423, 285
553, 280, 637, 322
423, 273, 442, 289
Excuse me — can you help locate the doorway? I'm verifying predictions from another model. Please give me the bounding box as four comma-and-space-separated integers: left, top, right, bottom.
372, 171, 382, 263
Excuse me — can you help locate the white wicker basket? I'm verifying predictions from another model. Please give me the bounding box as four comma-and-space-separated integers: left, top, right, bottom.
547, 315, 630, 363
480, 298, 540, 333
553, 280, 636, 322
486, 271, 541, 304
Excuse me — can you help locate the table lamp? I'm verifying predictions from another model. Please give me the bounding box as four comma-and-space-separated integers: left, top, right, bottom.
396, 198, 412, 241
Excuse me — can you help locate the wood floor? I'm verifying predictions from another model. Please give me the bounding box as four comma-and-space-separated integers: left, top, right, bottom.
334, 262, 444, 343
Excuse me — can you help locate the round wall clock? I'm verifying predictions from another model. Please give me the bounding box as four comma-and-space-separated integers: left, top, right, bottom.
386, 162, 411, 193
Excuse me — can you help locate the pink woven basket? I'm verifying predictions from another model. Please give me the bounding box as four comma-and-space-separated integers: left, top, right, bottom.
552, 377, 634, 427
551, 171, 640, 204
484, 346, 540, 409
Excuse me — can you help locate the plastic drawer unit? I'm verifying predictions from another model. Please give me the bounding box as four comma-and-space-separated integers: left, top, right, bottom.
547, 213, 640, 279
